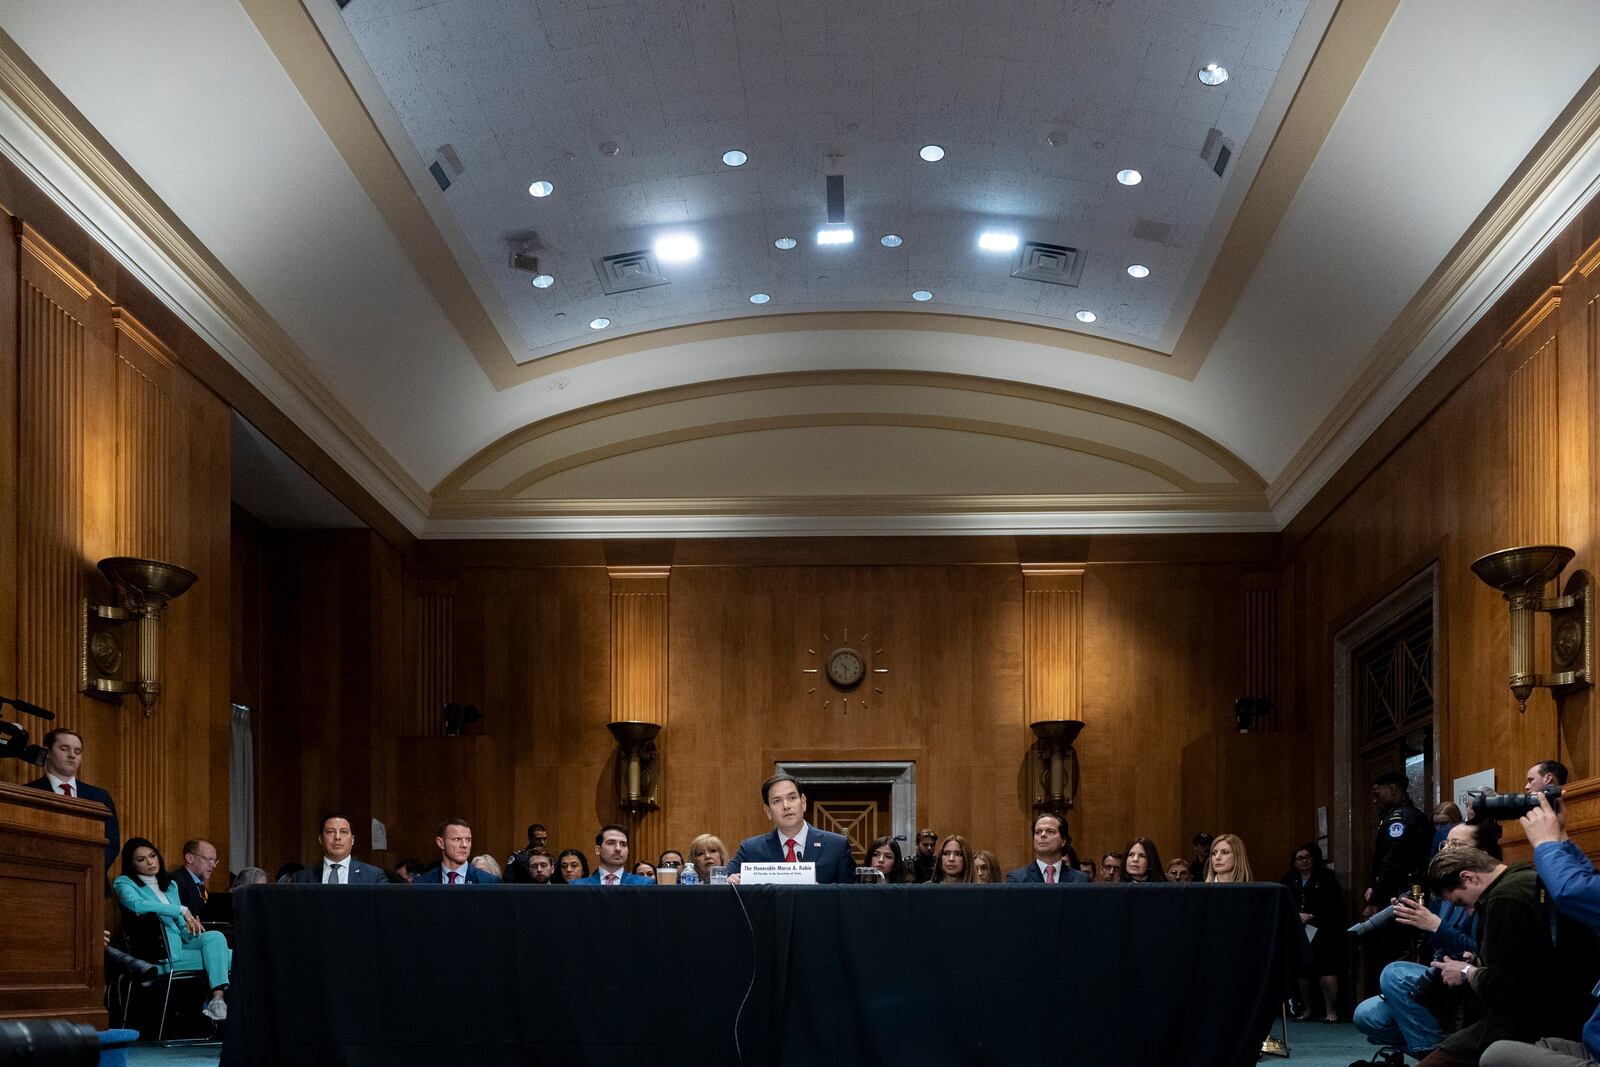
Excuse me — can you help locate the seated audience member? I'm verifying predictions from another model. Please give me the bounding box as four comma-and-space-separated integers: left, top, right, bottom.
726, 775, 856, 884
113, 838, 231, 1021
171, 838, 219, 914
231, 867, 268, 889
504, 822, 551, 878
413, 819, 499, 884
1282, 842, 1343, 1022
1100, 851, 1127, 883
526, 851, 556, 884
1432, 801, 1465, 855
573, 825, 653, 885
1480, 792, 1600, 1067
911, 828, 938, 883
659, 849, 686, 872
1204, 834, 1252, 883
971, 849, 1004, 884
392, 857, 425, 884
1527, 759, 1568, 794
932, 834, 974, 884
289, 814, 389, 884
633, 861, 656, 880
29, 728, 120, 869
1006, 812, 1089, 883
1353, 822, 1492, 1064
555, 848, 589, 884
1416, 844, 1600, 1067
1123, 837, 1167, 884
1188, 832, 1214, 882
1166, 858, 1192, 882
1078, 857, 1098, 882
471, 854, 503, 880
865, 835, 906, 883
686, 833, 727, 885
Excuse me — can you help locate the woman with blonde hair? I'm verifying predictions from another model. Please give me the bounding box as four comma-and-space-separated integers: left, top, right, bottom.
931, 833, 974, 883
687, 832, 728, 884
470, 854, 503, 880
1205, 833, 1253, 883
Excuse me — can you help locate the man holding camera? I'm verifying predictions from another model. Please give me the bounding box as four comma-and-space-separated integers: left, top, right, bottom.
1480, 792, 1600, 1067
1414, 842, 1598, 1067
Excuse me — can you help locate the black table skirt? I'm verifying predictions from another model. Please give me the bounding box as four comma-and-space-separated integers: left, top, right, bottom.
220, 882, 1305, 1067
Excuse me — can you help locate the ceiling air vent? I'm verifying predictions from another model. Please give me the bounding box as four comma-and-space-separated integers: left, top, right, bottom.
1011, 241, 1085, 287
593, 250, 671, 295
1201, 128, 1235, 178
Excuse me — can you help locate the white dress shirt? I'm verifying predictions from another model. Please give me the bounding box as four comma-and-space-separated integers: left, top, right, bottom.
1035, 859, 1064, 882
596, 865, 625, 884
439, 859, 469, 884
321, 857, 351, 883
45, 771, 80, 796
779, 823, 810, 859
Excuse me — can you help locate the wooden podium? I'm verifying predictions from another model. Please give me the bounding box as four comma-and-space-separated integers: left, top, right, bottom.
0, 780, 109, 1028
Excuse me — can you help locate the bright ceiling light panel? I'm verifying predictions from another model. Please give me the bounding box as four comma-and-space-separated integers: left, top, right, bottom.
722, 149, 748, 167
773, 236, 798, 250
531, 274, 555, 288
1075, 310, 1097, 323
528, 180, 554, 197
1126, 264, 1150, 278
978, 232, 1019, 253
912, 290, 933, 301
653, 233, 701, 262
919, 145, 946, 162
880, 234, 903, 247
1116, 169, 1142, 186
749, 293, 770, 304
1197, 63, 1229, 86
589, 317, 611, 330
816, 226, 855, 245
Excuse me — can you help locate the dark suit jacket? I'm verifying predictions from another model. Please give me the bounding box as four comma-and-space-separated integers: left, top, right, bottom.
28, 777, 118, 869
572, 870, 655, 885
727, 826, 855, 884
168, 866, 208, 913
289, 858, 390, 885
412, 864, 500, 885
1005, 860, 1090, 884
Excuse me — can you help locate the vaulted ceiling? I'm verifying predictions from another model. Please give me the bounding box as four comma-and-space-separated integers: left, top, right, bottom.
2, 1, 1598, 537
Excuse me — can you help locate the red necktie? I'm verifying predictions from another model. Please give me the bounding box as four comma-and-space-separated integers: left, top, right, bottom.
604, 872, 617, 885
1045, 864, 1056, 883
447, 871, 459, 884
60, 783, 73, 797
785, 838, 798, 863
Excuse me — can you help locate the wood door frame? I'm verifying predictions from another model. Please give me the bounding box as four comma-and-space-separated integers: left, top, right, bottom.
770, 755, 918, 853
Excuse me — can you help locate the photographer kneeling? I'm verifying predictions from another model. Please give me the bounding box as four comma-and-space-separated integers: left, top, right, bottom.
1481, 792, 1600, 1067
1414, 840, 1598, 1067
1351, 823, 1495, 1065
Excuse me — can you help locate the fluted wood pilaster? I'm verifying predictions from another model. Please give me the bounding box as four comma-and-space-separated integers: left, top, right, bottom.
1022, 565, 1084, 725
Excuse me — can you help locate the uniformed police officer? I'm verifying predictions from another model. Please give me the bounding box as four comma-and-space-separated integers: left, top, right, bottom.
1364, 769, 1432, 916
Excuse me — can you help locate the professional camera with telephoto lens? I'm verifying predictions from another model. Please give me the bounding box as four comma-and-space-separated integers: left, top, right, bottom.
1466, 785, 1562, 822
1348, 884, 1426, 936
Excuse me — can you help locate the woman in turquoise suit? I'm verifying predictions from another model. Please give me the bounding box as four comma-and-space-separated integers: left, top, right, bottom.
112, 837, 231, 1021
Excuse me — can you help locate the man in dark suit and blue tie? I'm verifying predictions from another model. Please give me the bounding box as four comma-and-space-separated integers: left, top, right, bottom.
726, 774, 856, 885
288, 814, 390, 884
572, 825, 654, 885
413, 818, 500, 884
27, 728, 119, 869
1006, 812, 1089, 883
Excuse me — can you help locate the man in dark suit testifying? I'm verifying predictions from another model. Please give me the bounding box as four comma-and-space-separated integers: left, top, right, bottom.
1006, 812, 1089, 884
28, 728, 119, 869
288, 814, 389, 884
727, 774, 855, 884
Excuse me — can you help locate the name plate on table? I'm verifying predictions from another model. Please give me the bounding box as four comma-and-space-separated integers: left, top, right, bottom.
740, 862, 816, 885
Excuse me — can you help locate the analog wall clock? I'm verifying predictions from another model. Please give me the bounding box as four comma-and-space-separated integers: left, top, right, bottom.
801, 627, 888, 711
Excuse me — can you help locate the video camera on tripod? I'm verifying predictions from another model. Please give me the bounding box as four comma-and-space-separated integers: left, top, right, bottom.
0, 695, 56, 767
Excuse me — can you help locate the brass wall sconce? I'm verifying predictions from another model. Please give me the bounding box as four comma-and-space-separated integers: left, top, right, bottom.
1028, 719, 1084, 815
1471, 545, 1592, 713
607, 720, 661, 813
80, 557, 197, 715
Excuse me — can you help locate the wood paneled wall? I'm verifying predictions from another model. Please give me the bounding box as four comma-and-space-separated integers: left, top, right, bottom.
1288, 195, 1600, 866
0, 213, 231, 876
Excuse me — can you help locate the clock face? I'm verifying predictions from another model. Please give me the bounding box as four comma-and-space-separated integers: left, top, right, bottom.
826, 647, 866, 689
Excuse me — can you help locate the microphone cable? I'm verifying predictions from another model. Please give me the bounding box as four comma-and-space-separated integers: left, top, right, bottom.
727, 879, 758, 1066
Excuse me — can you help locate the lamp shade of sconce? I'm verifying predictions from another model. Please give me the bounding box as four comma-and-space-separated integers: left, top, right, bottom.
607, 720, 662, 813
1471, 545, 1592, 712
1028, 719, 1085, 817
81, 557, 197, 715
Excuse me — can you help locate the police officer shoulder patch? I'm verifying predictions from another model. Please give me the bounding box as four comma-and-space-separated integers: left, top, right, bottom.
1388, 821, 1405, 838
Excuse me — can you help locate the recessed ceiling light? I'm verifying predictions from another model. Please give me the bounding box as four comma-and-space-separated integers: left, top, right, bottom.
749, 292, 770, 304
773, 236, 798, 250
978, 231, 1019, 253
816, 226, 855, 246
531, 273, 555, 288
1197, 63, 1230, 86
912, 289, 933, 302
653, 232, 701, 263
589, 317, 611, 330
528, 180, 553, 198
1126, 264, 1150, 279
722, 149, 748, 167
880, 234, 903, 248
1116, 169, 1142, 186
1075, 310, 1097, 323
919, 144, 946, 162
